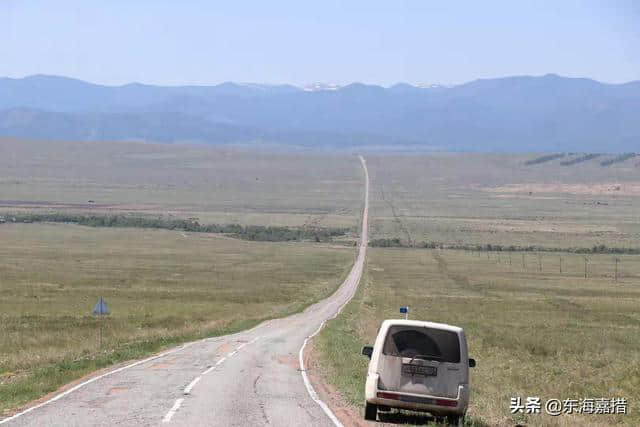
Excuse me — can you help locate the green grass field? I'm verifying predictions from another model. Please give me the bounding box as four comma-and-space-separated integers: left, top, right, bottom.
316, 248, 640, 426
0, 223, 355, 414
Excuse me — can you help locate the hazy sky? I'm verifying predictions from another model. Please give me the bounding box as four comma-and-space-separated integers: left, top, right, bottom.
1, 0, 638, 86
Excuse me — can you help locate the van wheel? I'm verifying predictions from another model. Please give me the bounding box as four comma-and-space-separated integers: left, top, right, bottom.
364, 402, 378, 421
445, 414, 463, 426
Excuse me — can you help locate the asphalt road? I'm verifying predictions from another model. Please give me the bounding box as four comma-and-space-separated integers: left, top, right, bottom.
3, 155, 369, 427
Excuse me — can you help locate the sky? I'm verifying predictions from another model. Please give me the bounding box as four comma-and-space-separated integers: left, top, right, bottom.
1, 0, 638, 87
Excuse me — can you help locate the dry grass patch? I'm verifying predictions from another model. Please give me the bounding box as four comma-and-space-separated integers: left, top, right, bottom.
0, 223, 354, 413
366, 153, 640, 250
316, 248, 640, 426
0, 138, 362, 229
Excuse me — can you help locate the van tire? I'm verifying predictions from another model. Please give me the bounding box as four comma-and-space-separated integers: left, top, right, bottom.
446, 414, 463, 426
364, 402, 378, 421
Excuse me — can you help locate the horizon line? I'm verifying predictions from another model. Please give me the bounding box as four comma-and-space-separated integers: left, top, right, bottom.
2, 72, 639, 90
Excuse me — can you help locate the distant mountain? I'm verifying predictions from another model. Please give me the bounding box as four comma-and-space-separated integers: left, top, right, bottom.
303, 83, 343, 92
0, 108, 258, 143
1, 74, 638, 151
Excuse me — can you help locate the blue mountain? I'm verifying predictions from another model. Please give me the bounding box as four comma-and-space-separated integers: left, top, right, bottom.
1, 74, 638, 151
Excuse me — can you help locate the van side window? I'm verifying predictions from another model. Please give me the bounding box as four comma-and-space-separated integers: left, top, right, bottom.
382, 326, 461, 363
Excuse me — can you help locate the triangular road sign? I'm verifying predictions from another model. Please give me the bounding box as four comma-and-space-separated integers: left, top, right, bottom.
93, 297, 110, 316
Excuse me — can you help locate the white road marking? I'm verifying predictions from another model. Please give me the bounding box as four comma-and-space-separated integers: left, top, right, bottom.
0, 342, 196, 425
298, 294, 355, 427
0, 314, 265, 425
183, 377, 202, 395
299, 320, 343, 427
162, 335, 262, 423
162, 398, 184, 423
202, 365, 216, 375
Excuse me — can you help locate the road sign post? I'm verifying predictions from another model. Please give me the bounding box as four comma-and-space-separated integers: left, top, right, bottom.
92, 297, 111, 349
400, 306, 409, 320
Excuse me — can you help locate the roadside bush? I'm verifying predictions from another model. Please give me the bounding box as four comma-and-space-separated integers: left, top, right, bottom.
560, 153, 603, 166
1, 213, 350, 243
368, 239, 640, 254
600, 153, 636, 166
524, 153, 565, 165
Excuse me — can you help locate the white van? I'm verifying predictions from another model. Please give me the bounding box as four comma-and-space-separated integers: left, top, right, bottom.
361, 319, 475, 425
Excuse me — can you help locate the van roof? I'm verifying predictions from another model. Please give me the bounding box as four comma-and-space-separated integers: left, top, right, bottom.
381, 319, 464, 334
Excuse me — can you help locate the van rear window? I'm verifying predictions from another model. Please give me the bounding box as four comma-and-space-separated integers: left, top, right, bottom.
382, 325, 461, 363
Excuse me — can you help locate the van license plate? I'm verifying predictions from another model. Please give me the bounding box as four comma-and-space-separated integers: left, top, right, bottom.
402, 364, 437, 376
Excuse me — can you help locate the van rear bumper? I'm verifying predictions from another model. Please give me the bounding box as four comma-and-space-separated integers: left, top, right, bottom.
365, 373, 468, 415
370, 391, 462, 415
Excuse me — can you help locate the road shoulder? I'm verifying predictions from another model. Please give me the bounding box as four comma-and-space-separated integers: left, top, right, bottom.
305, 338, 369, 427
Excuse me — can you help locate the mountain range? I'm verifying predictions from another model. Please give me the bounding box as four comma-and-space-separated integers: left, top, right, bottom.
1, 74, 639, 151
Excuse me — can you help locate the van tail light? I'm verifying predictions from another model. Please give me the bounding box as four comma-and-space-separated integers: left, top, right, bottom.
376, 392, 458, 408
435, 399, 457, 407
377, 392, 399, 400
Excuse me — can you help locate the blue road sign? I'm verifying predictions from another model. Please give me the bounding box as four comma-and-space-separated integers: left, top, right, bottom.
399, 307, 408, 314
93, 297, 110, 316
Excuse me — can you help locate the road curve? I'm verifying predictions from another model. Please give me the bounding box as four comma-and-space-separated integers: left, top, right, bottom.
3, 155, 369, 427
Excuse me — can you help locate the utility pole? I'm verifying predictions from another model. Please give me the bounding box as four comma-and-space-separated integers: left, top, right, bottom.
559, 255, 562, 273
538, 254, 542, 272
615, 257, 619, 282
509, 252, 512, 266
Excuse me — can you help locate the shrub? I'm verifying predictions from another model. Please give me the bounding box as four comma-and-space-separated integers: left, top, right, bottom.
524, 153, 565, 165
2, 213, 350, 243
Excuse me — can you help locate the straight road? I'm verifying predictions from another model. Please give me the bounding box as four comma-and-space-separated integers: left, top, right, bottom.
3, 155, 369, 427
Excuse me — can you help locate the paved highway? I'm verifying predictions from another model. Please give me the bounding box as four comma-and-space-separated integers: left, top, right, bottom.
3, 155, 369, 427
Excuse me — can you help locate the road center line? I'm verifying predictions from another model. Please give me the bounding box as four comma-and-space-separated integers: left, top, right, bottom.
162, 398, 184, 423
202, 365, 216, 375
183, 377, 201, 395
2, 330, 264, 424
163, 335, 262, 423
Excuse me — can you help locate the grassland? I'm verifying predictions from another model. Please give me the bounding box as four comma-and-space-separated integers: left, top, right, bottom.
316, 248, 640, 426
366, 153, 640, 249
0, 138, 366, 415
0, 138, 362, 228
316, 153, 640, 425
0, 223, 355, 414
